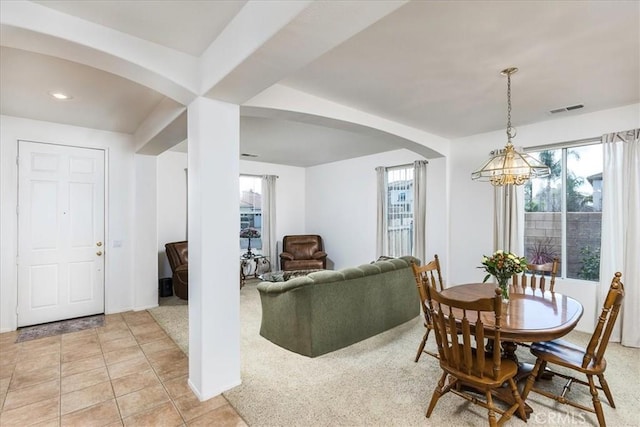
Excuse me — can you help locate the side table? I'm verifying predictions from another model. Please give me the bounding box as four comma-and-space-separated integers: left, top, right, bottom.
240, 255, 270, 288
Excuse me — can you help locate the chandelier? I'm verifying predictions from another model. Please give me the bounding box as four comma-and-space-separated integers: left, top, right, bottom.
471, 67, 550, 186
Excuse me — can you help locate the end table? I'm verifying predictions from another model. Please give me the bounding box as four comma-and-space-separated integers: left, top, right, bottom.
240, 255, 270, 288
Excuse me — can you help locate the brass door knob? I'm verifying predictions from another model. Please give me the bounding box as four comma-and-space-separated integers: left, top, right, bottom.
96, 251, 103, 256
97, 242, 103, 247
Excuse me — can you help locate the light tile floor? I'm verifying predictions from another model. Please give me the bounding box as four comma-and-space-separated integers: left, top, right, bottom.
0, 311, 247, 426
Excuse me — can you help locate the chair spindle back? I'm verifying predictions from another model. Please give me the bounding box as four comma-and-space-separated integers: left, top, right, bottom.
412, 255, 444, 314
426, 285, 503, 381
583, 272, 625, 368
513, 258, 559, 293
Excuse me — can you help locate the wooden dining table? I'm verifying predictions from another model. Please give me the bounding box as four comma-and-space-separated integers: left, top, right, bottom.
440, 283, 584, 343
439, 283, 584, 418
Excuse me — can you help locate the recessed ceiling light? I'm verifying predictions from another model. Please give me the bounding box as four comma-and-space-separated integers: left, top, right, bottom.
48, 91, 73, 100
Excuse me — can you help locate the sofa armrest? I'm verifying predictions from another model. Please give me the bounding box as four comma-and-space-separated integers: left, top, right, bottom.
173, 265, 188, 283
399, 255, 421, 266
312, 251, 327, 260
279, 252, 294, 261
175, 265, 188, 276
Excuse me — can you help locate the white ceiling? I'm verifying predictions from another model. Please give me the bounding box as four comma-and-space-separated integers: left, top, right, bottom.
1, 1, 638, 167
32, 0, 248, 57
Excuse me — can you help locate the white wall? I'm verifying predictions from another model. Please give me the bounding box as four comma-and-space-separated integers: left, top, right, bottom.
134, 154, 159, 310
0, 115, 136, 332
156, 152, 306, 275
305, 149, 447, 270
448, 103, 640, 332
157, 151, 188, 278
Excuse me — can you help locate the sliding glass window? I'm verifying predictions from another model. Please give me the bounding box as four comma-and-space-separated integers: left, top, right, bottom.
524, 143, 603, 281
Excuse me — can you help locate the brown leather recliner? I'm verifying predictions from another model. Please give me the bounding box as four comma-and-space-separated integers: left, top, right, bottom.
165, 241, 188, 300
279, 235, 327, 271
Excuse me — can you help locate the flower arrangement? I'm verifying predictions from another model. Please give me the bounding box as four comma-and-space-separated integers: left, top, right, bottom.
479, 250, 528, 301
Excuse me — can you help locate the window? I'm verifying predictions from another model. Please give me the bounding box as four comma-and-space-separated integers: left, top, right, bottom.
524, 143, 602, 281
386, 166, 414, 257
240, 175, 262, 251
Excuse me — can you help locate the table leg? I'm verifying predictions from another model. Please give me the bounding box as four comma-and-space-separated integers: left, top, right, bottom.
240, 259, 249, 288
501, 341, 519, 363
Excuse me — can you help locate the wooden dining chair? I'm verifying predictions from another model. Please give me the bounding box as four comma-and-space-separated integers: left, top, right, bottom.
424, 284, 527, 426
521, 272, 625, 427
510, 258, 560, 349
512, 258, 559, 294
411, 255, 444, 362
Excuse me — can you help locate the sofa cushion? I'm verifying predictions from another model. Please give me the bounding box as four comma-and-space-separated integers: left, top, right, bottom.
375, 260, 397, 272
341, 268, 365, 280
307, 270, 345, 284
389, 258, 410, 269
358, 264, 382, 276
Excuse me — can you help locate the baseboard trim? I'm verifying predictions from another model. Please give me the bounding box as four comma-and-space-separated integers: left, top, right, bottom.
133, 303, 159, 311
188, 378, 242, 402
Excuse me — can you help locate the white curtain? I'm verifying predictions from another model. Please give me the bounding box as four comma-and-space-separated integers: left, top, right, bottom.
599, 128, 639, 347
494, 184, 524, 256
261, 175, 278, 269
375, 166, 387, 258
413, 160, 428, 263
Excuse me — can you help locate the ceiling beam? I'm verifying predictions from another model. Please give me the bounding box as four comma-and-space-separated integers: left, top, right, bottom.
244, 84, 450, 159
134, 98, 187, 154
201, 0, 408, 104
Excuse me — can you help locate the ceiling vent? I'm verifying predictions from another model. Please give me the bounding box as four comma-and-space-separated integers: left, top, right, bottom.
549, 104, 584, 114
241, 153, 258, 158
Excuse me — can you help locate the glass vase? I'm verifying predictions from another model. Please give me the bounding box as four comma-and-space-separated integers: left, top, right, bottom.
497, 277, 510, 303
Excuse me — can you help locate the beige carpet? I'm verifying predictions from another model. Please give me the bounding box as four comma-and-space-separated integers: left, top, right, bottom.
149, 283, 640, 427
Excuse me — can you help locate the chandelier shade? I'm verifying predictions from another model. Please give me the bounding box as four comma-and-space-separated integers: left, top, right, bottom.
471, 144, 552, 186
471, 67, 550, 186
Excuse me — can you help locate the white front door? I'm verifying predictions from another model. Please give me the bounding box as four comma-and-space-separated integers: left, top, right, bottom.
17, 141, 105, 327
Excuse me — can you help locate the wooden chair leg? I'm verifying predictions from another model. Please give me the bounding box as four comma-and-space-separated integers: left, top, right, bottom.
508, 378, 527, 421
485, 390, 498, 427
415, 328, 430, 362
587, 375, 606, 427
535, 360, 548, 380
426, 372, 446, 418
597, 374, 615, 408
521, 358, 543, 401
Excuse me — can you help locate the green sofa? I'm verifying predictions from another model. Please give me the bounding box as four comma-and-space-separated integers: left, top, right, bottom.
257, 256, 421, 357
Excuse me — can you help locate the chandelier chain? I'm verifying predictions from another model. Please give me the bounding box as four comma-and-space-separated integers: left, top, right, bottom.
506, 71, 514, 143
470, 66, 551, 186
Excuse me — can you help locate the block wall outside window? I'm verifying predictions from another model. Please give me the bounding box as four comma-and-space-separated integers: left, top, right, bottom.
524, 143, 603, 281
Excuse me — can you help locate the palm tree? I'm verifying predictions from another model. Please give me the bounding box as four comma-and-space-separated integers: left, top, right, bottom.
528, 149, 585, 212
538, 150, 562, 212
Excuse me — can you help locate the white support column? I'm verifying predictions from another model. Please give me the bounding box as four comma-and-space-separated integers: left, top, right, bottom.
187, 97, 241, 400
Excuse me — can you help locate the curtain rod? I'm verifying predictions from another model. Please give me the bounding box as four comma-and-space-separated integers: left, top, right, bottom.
240, 173, 279, 178
381, 160, 429, 171
524, 136, 601, 152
